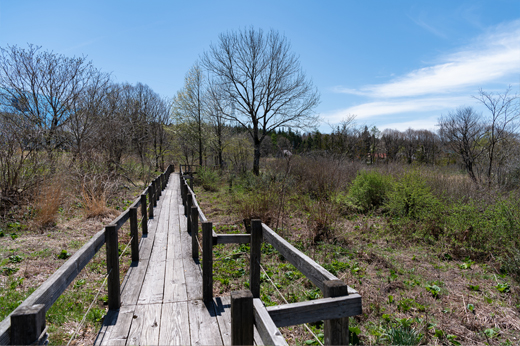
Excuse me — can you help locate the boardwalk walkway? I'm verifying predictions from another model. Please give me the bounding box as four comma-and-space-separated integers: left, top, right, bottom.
94, 173, 260, 345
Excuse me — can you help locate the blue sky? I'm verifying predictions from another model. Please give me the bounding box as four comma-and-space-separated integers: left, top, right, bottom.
1, 0, 519, 133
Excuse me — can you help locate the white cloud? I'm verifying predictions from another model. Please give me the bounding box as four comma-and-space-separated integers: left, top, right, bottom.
379, 118, 439, 132
336, 19, 520, 98
322, 96, 469, 123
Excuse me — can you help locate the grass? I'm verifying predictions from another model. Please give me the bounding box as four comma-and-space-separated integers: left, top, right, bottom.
194, 161, 520, 345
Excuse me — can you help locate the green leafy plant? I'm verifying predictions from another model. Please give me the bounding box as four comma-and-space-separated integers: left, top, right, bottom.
468, 284, 480, 291
425, 284, 441, 298
8, 255, 23, 263
385, 171, 440, 220
495, 282, 510, 293
57, 250, 70, 260
348, 170, 394, 211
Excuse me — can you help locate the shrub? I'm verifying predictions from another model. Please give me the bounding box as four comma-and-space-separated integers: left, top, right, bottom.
385, 171, 440, 220
348, 170, 394, 211
197, 167, 219, 192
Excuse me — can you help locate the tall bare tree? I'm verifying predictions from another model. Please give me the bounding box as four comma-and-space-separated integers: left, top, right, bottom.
474, 87, 519, 186
439, 107, 486, 183
202, 27, 319, 175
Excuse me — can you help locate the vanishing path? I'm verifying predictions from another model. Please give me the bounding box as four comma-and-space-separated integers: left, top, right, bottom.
94, 173, 261, 345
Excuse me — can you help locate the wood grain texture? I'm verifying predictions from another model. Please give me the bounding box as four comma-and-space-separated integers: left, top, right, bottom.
120, 260, 148, 306
262, 224, 336, 292
100, 305, 135, 346
159, 302, 190, 345
253, 299, 288, 346
213, 234, 250, 244
265, 294, 362, 327
231, 290, 254, 345
188, 300, 223, 346
126, 303, 161, 345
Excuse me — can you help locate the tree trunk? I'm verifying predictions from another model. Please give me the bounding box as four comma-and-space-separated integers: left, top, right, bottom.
253, 140, 261, 176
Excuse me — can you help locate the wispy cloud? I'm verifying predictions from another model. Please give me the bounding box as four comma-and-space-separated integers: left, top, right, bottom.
323, 96, 468, 123
380, 117, 439, 132
335, 19, 520, 99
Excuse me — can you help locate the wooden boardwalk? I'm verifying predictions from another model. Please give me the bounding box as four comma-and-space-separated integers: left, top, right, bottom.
94, 173, 261, 345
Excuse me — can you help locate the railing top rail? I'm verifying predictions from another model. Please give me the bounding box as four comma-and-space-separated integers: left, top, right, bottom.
0, 164, 173, 345
262, 223, 358, 294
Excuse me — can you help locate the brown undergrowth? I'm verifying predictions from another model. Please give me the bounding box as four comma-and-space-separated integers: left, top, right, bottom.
194, 164, 520, 346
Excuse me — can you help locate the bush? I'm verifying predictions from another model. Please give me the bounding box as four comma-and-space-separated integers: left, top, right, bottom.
348, 170, 394, 211
385, 171, 440, 220
197, 167, 219, 192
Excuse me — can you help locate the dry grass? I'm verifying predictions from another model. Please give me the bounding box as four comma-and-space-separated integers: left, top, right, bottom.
34, 179, 62, 227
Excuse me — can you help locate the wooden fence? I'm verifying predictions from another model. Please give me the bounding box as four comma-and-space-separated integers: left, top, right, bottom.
0, 165, 174, 345
179, 165, 362, 345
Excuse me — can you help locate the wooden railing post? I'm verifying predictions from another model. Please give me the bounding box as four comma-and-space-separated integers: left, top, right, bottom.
250, 219, 262, 298
10, 304, 46, 345
323, 280, 349, 345
156, 177, 161, 200
202, 221, 213, 302
141, 194, 148, 235
151, 179, 157, 207
186, 193, 192, 230
148, 183, 154, 219
105, 225, 120, 310
130, 207, 139, 262
191, 206, 199, 259
231, 290, 253, 346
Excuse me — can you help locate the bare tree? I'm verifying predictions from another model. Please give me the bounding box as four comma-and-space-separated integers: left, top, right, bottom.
202, 27, 319, 175
438, 107, 486, 183
0, 44, 95, 158
381, 129, 403, 163
474, 87, 519, 186
172, 63, 207, 166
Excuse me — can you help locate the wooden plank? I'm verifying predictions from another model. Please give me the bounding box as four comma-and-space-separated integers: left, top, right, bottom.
214, 297, 231, 345
188, 300, 223, 346
265, 294, 362, 328
159, 302, 190, 345
181, 232, 203, 301
102, 304, 135, 346
214, 234, 251, 244
125, 303, 161, 345
262, 224, 337, 292
120, 260, 149, 306
94, 309, 118, 345
253, 299, 288, 346
164, 256, 188, 302
323, 280, 350, 345
137, 260, 166, 305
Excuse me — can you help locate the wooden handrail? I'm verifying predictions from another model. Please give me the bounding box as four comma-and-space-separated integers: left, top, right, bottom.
0, 165, 174, 345
179, 167, 361, 346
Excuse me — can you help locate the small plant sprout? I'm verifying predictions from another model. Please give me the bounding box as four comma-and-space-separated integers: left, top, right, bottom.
57, 250, 70, 259
425, 284, 441, 298
467, 303, 475, 314
495, 282, 510, 293
468, 284, 480, 291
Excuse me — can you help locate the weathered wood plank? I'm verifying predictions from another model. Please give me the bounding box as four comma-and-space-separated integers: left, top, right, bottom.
265, 294, 362, 328
159, 302, 190, 345
120, 260, 149, 306
188, 300, 223, 346
250, 220, 262, 298
262, 224, 338, 292
102, 304, 135, 346
137, 260, 166, 305
94, 309, 118, 345
253, 298, 288, 346
213, 234, 251, 244
125, 303, 161, 345
164, 256, 188, 303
